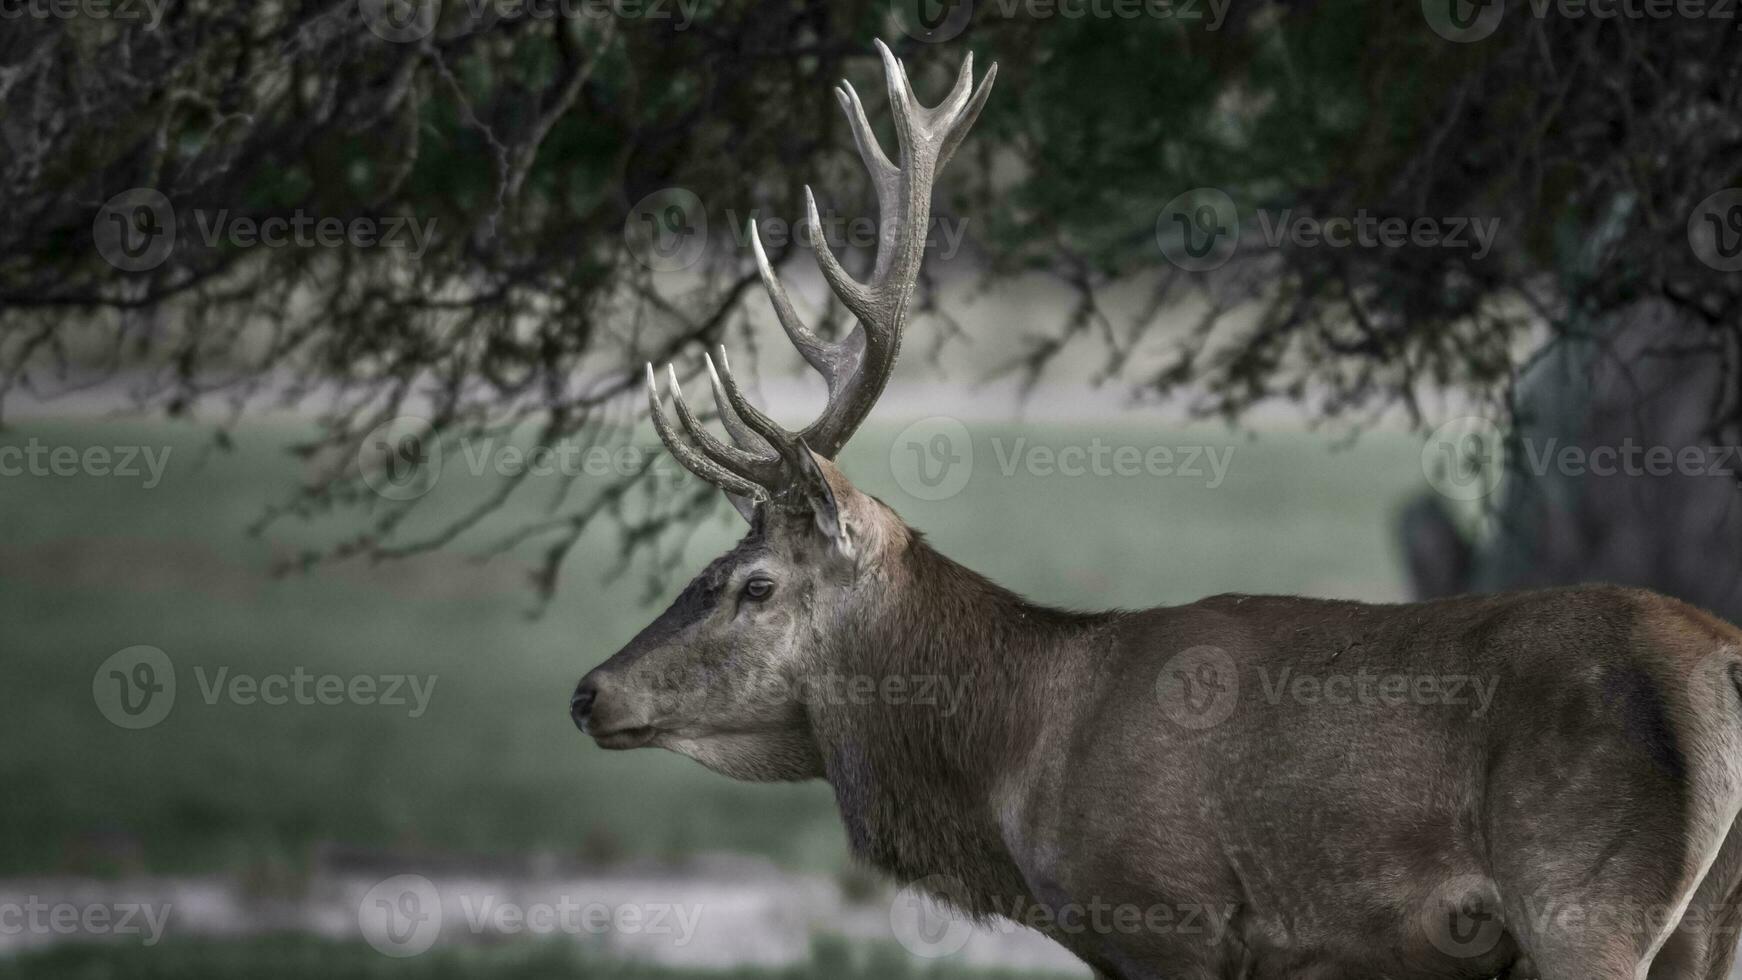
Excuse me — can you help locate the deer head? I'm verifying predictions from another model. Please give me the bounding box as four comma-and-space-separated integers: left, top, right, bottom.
570, 40, 994, 782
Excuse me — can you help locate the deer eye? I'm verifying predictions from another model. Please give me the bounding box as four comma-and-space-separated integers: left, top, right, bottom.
742, 576, 775, 602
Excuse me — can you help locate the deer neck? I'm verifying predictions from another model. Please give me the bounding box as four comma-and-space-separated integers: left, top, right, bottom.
810, 532, 1096, 905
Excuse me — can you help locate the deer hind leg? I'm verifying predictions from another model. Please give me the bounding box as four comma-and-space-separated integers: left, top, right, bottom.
1645, 811, 1742, 980
1487, 773, 1717, 976
1654, 650, 1742, 980
1492, 631, 1742, 980
1695, 878, 1742, 980
1486, 738, 1700, 979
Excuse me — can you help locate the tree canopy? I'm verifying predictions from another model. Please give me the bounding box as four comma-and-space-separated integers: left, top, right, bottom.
4, 0, 1738, 599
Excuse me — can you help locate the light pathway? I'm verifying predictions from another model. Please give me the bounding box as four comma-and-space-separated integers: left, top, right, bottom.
0, 859, 1088, 974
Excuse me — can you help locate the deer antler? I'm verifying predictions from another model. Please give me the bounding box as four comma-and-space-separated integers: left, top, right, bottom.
648, 39, 995, 507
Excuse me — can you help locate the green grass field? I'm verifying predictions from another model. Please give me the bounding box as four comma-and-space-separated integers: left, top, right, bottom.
0, 413, 1427, 879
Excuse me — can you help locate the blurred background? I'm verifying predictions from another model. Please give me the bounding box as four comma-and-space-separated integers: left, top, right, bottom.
3, 1, 1740, 976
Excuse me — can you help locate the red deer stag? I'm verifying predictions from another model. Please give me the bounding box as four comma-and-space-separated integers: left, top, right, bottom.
572, 39, 1742, 980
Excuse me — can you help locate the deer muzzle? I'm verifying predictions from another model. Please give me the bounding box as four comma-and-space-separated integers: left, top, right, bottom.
570, 670, 658, 750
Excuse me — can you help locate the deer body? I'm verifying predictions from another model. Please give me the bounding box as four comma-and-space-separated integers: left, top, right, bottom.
572, 41, 1742, 979
797, 520, 1742, 979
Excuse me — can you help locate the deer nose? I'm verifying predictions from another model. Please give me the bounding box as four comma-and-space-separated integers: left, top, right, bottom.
570, 679, 597, 733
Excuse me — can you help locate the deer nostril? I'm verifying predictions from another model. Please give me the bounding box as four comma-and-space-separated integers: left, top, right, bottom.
570, 681, 597, 732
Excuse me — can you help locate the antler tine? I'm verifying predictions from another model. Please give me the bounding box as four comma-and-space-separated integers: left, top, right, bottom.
937, 60, 996, 171
749, 221, 850, 391
938, 51, 977, 119
835, 82, 897, 190
705, 353, 778, 454
874, 39, 920, 155
802, 186, 877, 332
707, 347, 803, 456
666, 365, 781, 483
646, 364, 769, 501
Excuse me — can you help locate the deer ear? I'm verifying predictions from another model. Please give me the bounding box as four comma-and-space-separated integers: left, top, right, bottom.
792, 443, 853, 558
725, 491, 757, 524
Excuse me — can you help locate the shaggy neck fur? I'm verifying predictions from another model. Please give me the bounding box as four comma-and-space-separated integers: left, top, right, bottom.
810, 524, 1107, 911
